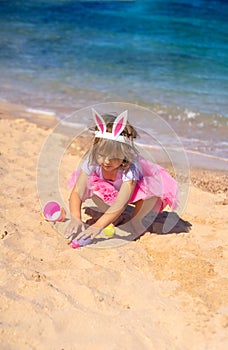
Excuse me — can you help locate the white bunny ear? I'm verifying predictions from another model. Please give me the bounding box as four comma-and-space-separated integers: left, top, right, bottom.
92, 108, 106, 134
113, 110, 128, 138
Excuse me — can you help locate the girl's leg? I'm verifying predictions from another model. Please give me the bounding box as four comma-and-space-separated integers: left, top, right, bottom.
92, 195, 110, 212
131, 199, 144, 217
132, 197, 162, 219
129, 197, 161, 234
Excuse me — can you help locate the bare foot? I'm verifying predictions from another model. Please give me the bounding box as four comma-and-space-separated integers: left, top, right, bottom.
119, 220, 146, 239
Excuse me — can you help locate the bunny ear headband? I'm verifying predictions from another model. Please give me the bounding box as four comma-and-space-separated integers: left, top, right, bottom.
92, 108, 130, 145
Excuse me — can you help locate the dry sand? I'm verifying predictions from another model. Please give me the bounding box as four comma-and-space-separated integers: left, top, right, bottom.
0, 102, 228, 349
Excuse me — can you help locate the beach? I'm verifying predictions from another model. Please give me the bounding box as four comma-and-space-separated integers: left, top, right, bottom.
1, 102, 228, 349
1, 1, 228, 348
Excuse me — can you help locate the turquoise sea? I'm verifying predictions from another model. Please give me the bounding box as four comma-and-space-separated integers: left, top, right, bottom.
1, 0, 227, 162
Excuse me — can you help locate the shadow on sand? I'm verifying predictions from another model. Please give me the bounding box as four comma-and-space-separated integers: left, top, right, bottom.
84, 206, 192, 238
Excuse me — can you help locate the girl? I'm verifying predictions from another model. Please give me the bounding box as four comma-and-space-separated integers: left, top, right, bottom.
65, 108, 178, 241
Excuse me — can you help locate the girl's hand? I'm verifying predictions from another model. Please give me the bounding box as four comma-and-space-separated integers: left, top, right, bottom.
78, 226, 102, 240
64, 216, 83, 240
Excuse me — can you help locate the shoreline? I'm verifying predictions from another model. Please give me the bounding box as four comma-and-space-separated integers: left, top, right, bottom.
1, 100, 227, 194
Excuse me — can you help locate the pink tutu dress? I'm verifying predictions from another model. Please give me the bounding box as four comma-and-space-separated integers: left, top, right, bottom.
67, 156, 178, 213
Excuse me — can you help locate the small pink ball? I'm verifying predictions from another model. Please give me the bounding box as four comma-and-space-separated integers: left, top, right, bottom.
71, 240, 80, 249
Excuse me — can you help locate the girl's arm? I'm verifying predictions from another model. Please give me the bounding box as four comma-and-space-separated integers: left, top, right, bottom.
69, 190, 82, 220
81, 180, 137, 239
95, 180, 136, 227
69, 170, 88, 218
64, 171, 88, 238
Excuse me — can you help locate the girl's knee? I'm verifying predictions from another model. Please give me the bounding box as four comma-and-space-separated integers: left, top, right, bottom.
132, 197, 162, 216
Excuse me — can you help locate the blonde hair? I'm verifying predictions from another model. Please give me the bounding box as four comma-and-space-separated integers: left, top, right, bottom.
89, 113, 139, 171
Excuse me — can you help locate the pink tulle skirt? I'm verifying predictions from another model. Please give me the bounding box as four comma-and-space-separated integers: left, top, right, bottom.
67, 158, 179, 212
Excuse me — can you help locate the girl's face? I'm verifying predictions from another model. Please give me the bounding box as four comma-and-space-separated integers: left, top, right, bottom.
96, 152, 123, 172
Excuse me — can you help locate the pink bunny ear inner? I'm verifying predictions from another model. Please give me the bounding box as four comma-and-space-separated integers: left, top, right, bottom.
114, 117, 124, 137
113, 110, 128, 137
96, 115, 105, 134
92, 108, 106, 134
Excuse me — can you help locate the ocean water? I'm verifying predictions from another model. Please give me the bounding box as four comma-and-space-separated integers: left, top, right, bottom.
1, 0, 228, 163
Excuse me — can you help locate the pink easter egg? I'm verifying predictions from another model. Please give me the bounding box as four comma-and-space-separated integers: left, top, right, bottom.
43, 201, 66, 222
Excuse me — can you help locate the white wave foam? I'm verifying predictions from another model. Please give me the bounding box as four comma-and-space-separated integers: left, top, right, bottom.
26, 108, 56, 116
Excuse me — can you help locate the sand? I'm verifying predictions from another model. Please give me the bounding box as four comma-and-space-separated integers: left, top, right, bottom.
1, 102, 228, 350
